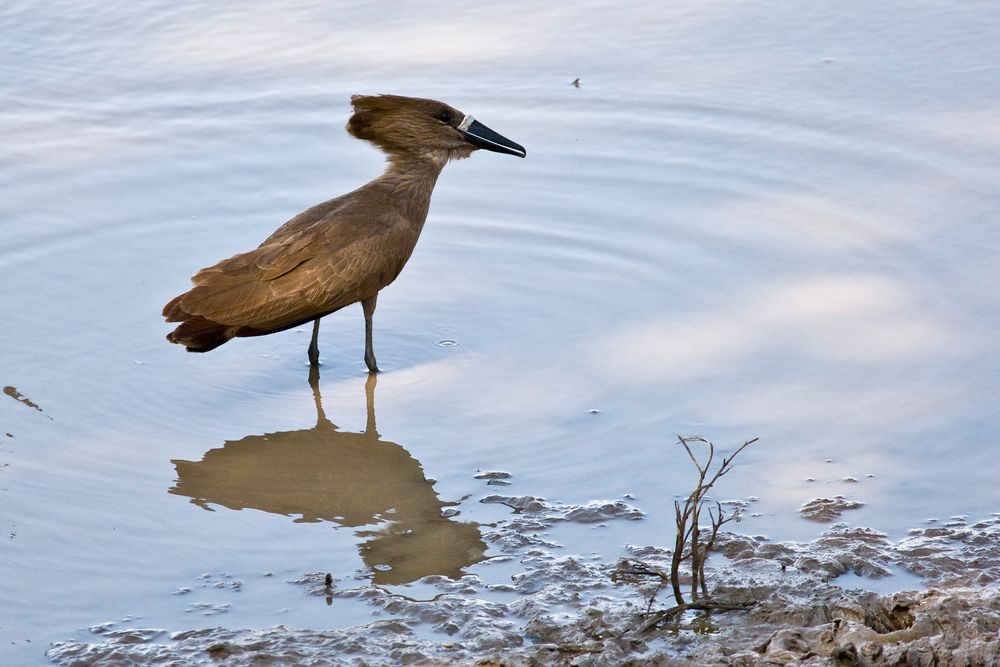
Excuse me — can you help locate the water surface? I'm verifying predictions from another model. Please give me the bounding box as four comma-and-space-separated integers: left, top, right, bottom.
3, 0, 1000, 662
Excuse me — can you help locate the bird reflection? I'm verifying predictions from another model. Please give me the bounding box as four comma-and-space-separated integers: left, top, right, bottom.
169, 367, 486, 585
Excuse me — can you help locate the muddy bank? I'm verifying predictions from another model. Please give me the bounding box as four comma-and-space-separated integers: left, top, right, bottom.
47, 504, 1000, 665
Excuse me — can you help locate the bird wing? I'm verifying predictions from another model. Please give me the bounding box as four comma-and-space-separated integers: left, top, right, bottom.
170, 205, 411, 332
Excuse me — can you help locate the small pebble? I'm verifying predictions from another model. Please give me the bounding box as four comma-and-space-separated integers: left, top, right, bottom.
487, 583, 516, 592
474, 471, 512, 480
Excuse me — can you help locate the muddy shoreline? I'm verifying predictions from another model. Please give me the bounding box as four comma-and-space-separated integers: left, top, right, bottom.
47, 499, 1000, 665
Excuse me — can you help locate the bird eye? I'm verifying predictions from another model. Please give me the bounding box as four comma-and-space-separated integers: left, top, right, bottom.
438, 111, 453, 124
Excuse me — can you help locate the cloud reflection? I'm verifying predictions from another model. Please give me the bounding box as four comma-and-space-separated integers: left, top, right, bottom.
147, 8, 544, 71
603, 275, 951, 381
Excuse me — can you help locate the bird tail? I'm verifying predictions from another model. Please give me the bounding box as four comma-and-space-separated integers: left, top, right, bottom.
163, 295, 236, 353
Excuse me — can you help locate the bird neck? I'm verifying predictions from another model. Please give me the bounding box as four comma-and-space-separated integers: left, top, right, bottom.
378, 153, 445, 223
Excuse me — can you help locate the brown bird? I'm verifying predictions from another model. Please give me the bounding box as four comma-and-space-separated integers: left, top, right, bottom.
163, 94, 525, 371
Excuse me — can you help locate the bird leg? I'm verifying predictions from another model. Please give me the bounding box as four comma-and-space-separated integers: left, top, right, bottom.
308, 318, 321, 366
362, 295, 379, 372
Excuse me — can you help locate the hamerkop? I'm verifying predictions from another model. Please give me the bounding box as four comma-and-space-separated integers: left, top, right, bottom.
163, 94, 525, 370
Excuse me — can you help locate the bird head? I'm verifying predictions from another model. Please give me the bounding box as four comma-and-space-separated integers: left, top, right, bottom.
347, 94, 525, 166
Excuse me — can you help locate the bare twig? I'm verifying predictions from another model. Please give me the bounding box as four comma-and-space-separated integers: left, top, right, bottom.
667, 436, 758, 610
639, 599, 757, 634
618, 436, 758, 634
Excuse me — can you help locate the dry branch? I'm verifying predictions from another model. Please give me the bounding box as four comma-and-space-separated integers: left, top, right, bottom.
656, 436, 758, 614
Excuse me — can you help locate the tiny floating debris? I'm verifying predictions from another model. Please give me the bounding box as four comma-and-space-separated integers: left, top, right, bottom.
480, 494, 547, 512
475, 471, 512, 486
475, 471, 512, 480
3, 386, 47, 415
571, 78, 581, 88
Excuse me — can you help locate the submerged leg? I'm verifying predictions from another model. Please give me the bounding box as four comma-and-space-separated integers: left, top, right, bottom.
308, 318, 321, 366
362, 294, 379, 373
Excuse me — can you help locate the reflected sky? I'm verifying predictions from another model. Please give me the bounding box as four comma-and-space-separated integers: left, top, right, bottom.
170, 369, 486, 585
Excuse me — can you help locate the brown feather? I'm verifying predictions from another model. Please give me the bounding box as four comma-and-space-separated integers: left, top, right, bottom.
165, 316, 237, 353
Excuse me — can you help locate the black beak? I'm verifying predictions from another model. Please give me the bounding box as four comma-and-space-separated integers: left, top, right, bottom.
459, 117, 526, 158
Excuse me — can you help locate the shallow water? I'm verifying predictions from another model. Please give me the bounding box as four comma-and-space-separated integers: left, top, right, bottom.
3, 0, 1000, 662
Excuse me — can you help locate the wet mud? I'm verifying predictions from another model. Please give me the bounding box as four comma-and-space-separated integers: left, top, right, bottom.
46, 500, 1000, 665
799, 496, 865, 523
